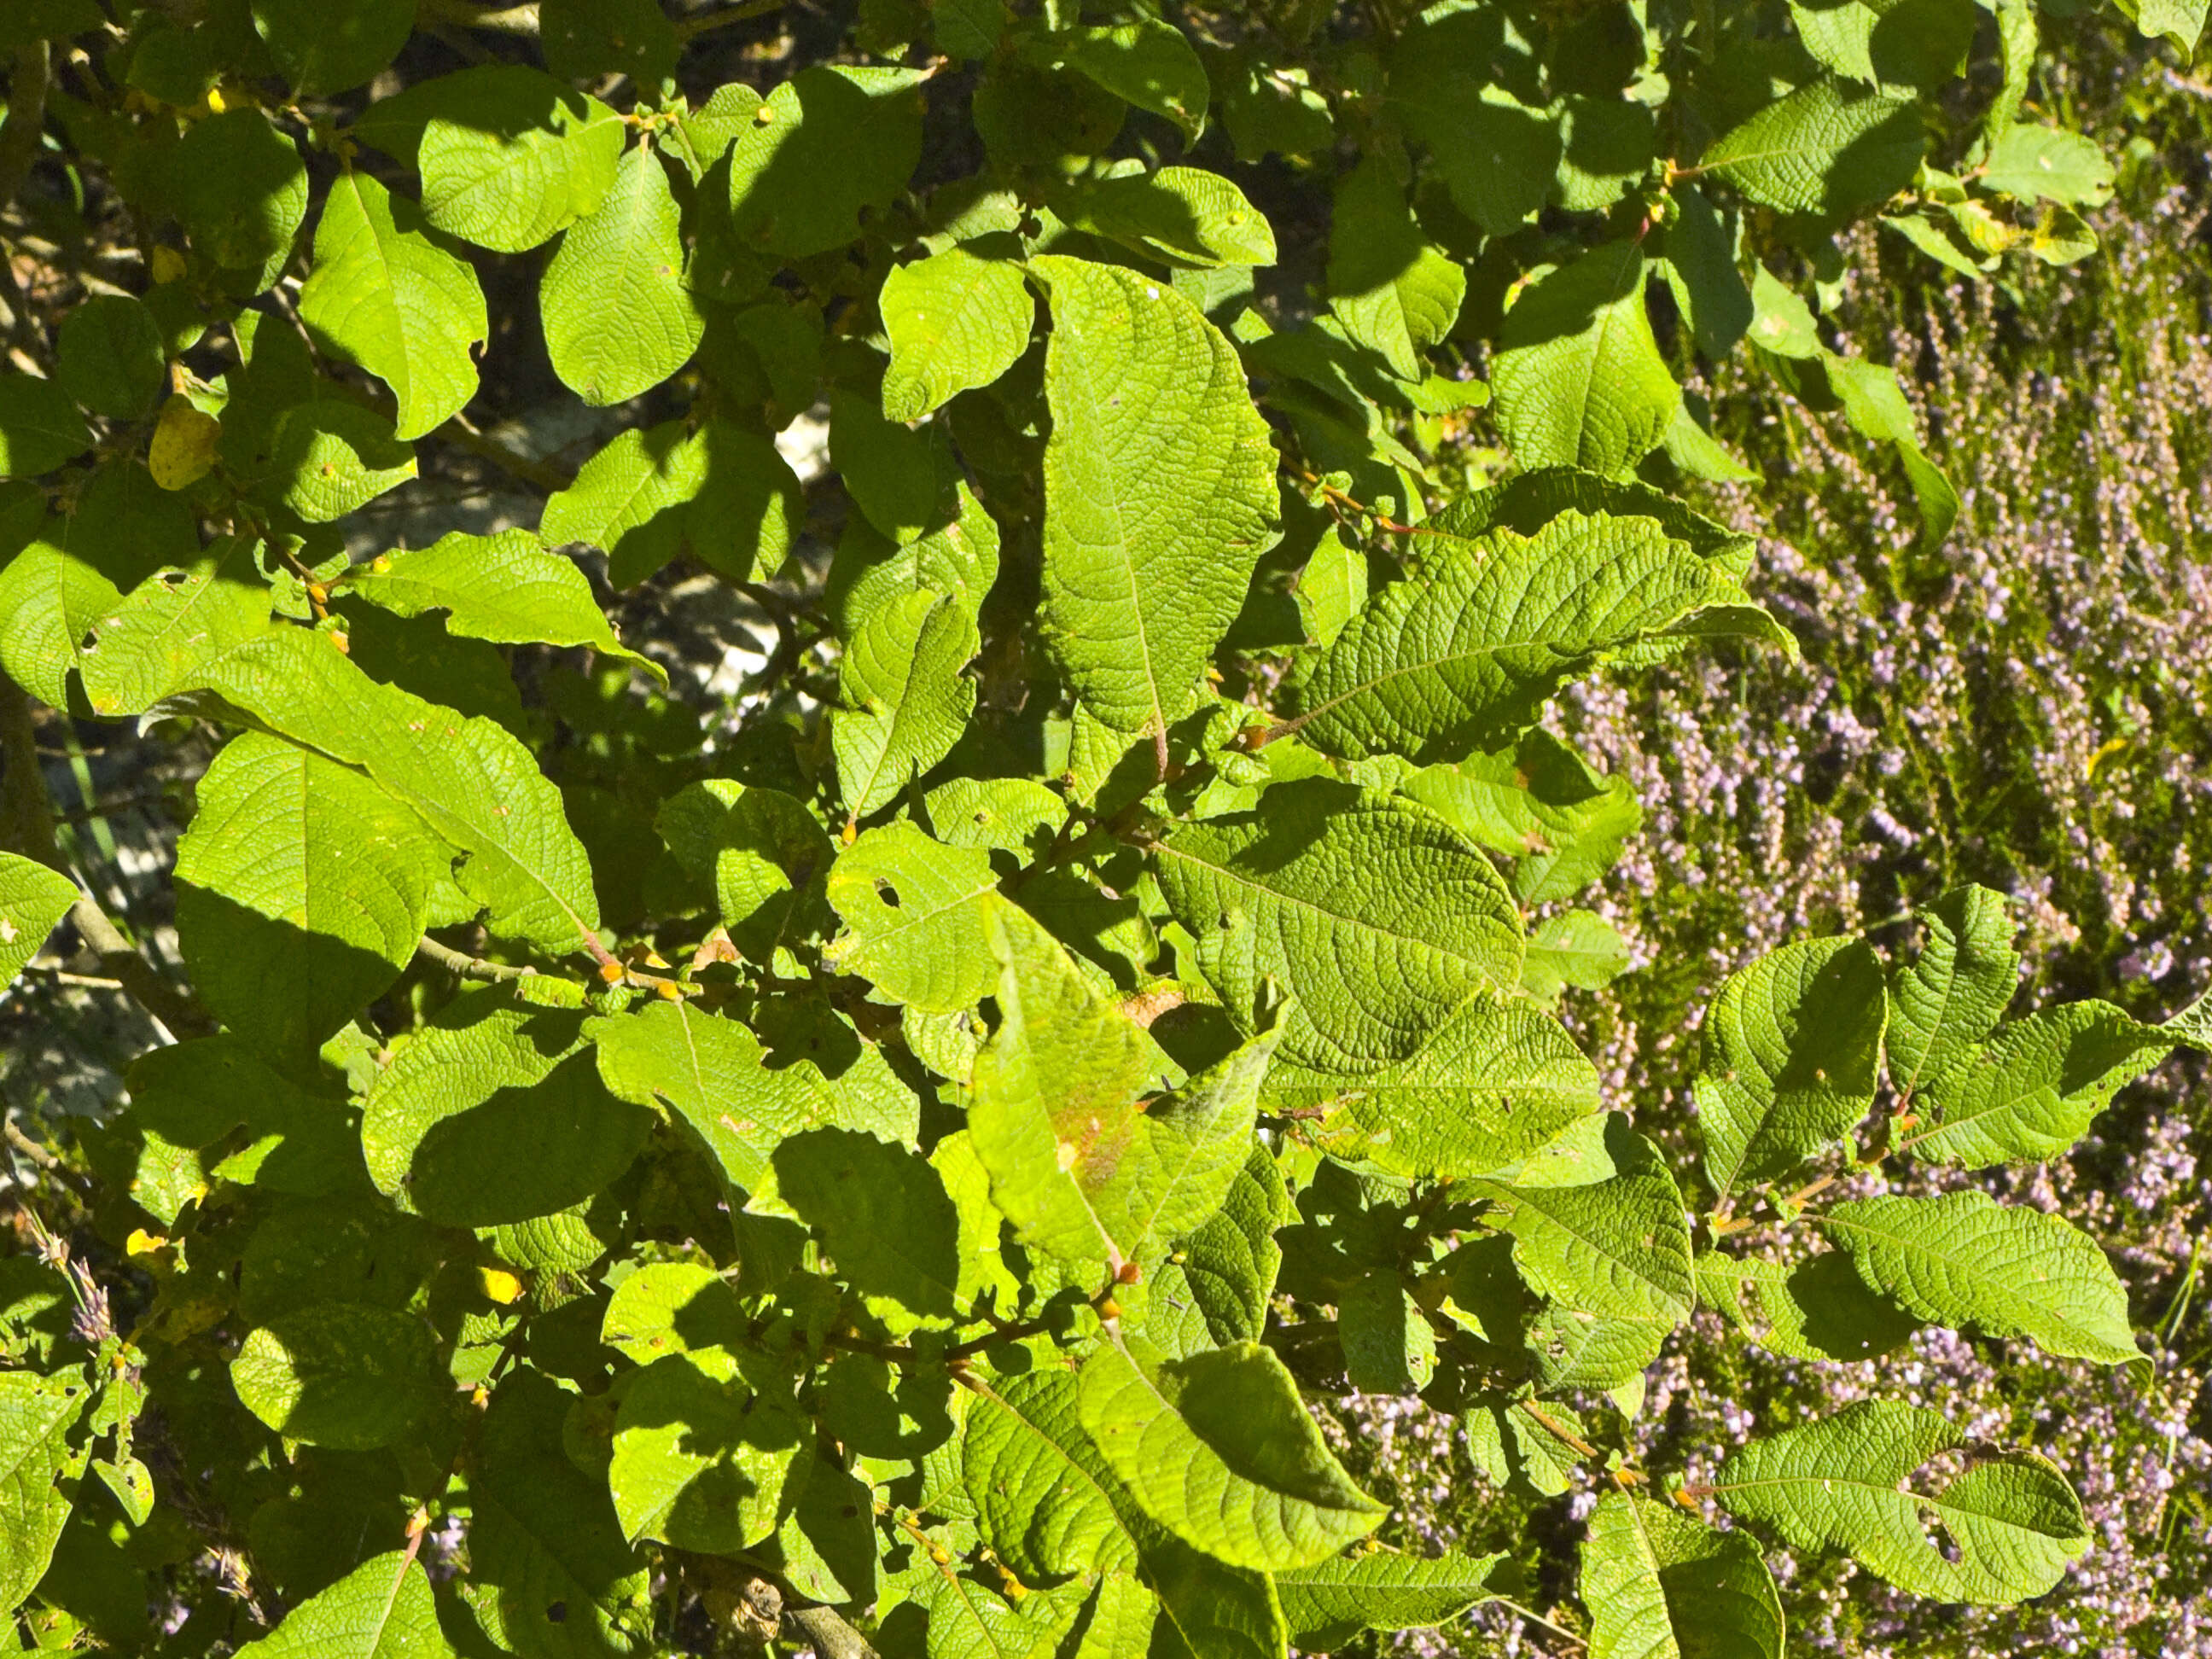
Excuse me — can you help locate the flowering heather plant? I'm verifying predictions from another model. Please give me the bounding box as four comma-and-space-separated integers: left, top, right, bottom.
1, 3, 2209, 1658
1314, 39, 2212, 1658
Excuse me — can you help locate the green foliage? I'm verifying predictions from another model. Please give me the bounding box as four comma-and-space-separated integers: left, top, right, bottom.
0, 0, 2186, 1652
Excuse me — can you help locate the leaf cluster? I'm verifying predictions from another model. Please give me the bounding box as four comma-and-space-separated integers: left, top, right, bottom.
0, 0, 2197, 1654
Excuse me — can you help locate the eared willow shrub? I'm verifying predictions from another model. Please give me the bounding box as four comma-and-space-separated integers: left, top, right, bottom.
0, 2, 2205, 1655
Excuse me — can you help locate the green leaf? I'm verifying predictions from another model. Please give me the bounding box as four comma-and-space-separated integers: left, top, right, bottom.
1338, 1271, 1435, 1394
1481, 1121, 1694, 1329
1493, 242, 1679, 476
834, 591, 979, 819
1699, 79, 1921, 216
1819, 354, 1959, 549
964, 1371, 1141, 1582
173, 730, 448, 1067
1155, 781, 1524, 1069
725, 66, 926, 259
600, 1261, 748, 1365
261, 401, 417, 523
974, 916, 1276, 1273
772, 1126, 966, 1330
0, 471, 198, 705
1430, 465, 1756, 577
251, 0, 410, 96
1712, 1400, 2089, 1604
1906, 1002, 2169, 1167
2130, 0, 2208, 51
1033, 255, 1278, 742
1402, 730, 1644, 905
0, 1371, 86, 1614
914, 1570, 1080, 1659
299, 172, 487, 441
470, 1371, 651, 1659
127, 1033, 365, 1201
0, 853, 77, 987
881, 245, 1035, 422
360, 990, 653, 1225
824, 823, 1002, 1015
1695, 1248, 1922, 1363
230, 1304, 440, 1450
1262, 991, 1603, 1181
827, 476, 1002, 635
358, 67, 626, 253
1522, 910, 1632, 1004
1061, 167, 1278, 271
1820, 1190, 2141, 1365
1982, 125, 2116, 207
77, 538, 269, 721
923, 777, 1065, 857
1694, 937, 1887, 1208
1987, 0, 2037, 140
1076, 1336, 1384, 1571
1885, 885, 2019, 1097
961, 1372, 1278, 1659
1580, 1492, 1784, 1659
542, 418, 802, 588
1789, 0, 1975, 92
342, 528, 659, 683
1551, 95, 1658, 213
1326, 156, 1464, 382
1058, 1573, 1158, 1659
542, 145, 701, 406
168, 108, 308, 275
1038, 20, 1209, 138
144, 626, 602, 953
588, 998, 831, 1197
608, 1353, 812, 1553
1274, 1549, 1504, 1650
540, 0, 677, 85
1144, 1536, 1288, 1659
669, 81, 761, 178
0, 0, 102, 50
56, 295, 166, 420
655, 779, 831, 961
233, 1551, 453, 1658
0, 374, 91, 478
1388, 19, 1558, 236
1656, 184, 1753, 361
1144, 1140, 1286, 1358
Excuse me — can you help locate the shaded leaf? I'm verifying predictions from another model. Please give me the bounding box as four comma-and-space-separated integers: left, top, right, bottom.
1712, 1400, 2088, 1604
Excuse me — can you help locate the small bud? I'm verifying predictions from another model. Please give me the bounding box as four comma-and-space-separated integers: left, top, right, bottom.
598, 961, 626, 985
654, 978, 684, 1002
478, 1266, 525, 1305
1115, 1260, 1141, 1286
1097, 1296, 1121, 1322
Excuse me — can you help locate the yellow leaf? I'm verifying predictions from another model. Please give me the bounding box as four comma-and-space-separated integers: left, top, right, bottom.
148, 395, 220, 492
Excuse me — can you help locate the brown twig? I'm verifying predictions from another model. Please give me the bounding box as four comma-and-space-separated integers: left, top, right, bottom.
783, 1604, 880, 1659
675, 0, 787, 43
0, 44, 50, 212
1, 680, 214, 1037
413, 0, 541, 35
435, 413, 575, 494
415, 933, 549, 985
